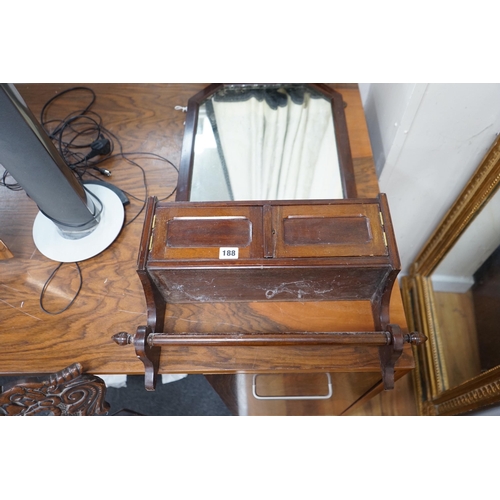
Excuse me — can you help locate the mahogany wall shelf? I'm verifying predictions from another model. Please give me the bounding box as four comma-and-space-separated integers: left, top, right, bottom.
113, 194, 424, 391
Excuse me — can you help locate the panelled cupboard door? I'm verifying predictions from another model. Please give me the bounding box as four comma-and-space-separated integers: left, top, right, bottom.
148, 201, 388, 262
150, 205, 264, 260
273, 203, 387, 258
145, 199, 394, 303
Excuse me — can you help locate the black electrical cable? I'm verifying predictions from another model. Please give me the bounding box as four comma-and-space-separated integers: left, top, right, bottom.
0, 170, 22, 191
40, 87, 114, 180
40, 86, 96, 140
39, 186, 104, 229
86, 126, 178, 224
39, 262, 83, 315
38, 86, 178, 226
32, 86, 180, 314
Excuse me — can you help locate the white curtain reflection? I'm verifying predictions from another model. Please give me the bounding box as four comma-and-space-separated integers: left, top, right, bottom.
205, 88, 342, 200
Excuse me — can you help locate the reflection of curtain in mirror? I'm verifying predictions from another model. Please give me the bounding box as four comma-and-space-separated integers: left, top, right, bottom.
211, 89, 342, 200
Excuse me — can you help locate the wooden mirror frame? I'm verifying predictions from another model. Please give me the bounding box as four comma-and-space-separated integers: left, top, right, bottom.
175, 83, 357, 201
402, 136, 500, 416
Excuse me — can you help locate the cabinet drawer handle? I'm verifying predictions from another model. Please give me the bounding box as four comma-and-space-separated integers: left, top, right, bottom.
252, 373, 333, 400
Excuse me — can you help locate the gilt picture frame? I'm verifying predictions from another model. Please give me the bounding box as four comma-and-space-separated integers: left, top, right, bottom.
402, 135, 500, 415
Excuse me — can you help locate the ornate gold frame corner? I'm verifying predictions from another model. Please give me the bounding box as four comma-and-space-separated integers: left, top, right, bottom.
402, 135, 500, 415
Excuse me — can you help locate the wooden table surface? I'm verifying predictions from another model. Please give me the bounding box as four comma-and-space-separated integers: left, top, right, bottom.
0, 84, 413, 381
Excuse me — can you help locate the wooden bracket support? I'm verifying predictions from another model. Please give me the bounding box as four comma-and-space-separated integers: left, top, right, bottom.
378, 324, 404, 390
112, 326, 160, 391
378, 324, 427, 390
134, 325, 160, 391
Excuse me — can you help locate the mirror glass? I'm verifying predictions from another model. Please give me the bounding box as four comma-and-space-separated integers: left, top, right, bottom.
430, 186, 500, 388
189, 85, 344, 201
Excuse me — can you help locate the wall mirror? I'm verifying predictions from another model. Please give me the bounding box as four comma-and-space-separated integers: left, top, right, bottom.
402, 135, 500, 415
176, 84, 357, 201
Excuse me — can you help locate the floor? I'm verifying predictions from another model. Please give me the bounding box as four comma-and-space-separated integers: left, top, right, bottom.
109, 371, 419, 416
105, 375, 232, 416
347, 372, 417, 416
0, 370, 418, 416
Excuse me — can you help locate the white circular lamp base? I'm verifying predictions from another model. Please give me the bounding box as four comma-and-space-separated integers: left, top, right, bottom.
33, 184, 125, 262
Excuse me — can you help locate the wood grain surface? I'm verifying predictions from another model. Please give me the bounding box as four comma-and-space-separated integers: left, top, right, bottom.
1, 84, 195, 375
0, 84, 413, 410
434, 291, 481, 389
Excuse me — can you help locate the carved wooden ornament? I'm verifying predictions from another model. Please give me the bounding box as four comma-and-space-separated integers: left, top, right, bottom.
0, 363, 110, 416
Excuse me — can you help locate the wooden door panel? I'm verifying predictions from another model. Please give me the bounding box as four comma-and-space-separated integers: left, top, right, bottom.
150, 205, 263, 260
274, 203, 387, 258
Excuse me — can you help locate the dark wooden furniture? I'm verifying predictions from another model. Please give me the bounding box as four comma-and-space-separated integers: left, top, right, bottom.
111, 84, 423, 414
115, 195, 422, 395
0, 363, 109, 416
0, 84, 417, 416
